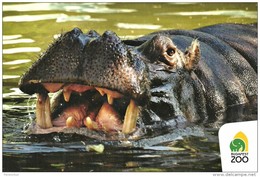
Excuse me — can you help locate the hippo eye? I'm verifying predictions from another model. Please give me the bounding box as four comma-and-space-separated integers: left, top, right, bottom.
166, 48, 175, 56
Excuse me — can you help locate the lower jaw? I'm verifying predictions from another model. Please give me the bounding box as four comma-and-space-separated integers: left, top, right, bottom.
35, 90, 139, 135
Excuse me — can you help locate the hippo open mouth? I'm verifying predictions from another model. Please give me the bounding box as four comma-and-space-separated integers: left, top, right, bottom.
35, 83, 139, 134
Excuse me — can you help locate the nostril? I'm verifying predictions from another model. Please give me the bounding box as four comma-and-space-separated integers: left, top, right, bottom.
102, 31, 115, 38
72, 27, 83, 37
87, 30, 100, 38
70, 28, 94, 47
78, 34, 91, 47
102, 31, 120, 43
102, 31, 120, 40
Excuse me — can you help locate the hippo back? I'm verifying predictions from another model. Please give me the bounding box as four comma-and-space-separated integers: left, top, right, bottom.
196, 23, 257, 72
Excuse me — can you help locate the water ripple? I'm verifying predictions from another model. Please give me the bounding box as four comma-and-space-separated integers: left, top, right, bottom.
3, 13, 68, 22
3, 59, 32, 65
156, 10, 257, 19
3, 35, 22, 40
56, 15, 106, 23
3, 3, 136, 13
3, 47, 41, 54
4, 13, 107, 23
3, 75, 20, 80
3, 38, 35, 45
116, 23, 161, 30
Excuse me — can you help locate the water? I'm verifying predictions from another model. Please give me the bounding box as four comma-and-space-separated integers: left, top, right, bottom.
2, 2, 257, 172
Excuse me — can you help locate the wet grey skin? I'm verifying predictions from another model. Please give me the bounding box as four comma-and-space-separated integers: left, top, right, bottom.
19, 23, 257, 137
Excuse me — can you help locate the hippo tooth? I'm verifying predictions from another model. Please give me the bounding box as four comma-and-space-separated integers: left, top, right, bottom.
36, 93, 53, 129
95, 87, 105, 96
63, 89, 72, 102
66, 116, 77, 127
95, 87, 123, 98
122, 99, 139, 134
85, 117, 99, 130
107, 94, 114, 105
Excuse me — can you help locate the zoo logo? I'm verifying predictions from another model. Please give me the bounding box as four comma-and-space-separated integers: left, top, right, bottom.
230, 131, 249, 163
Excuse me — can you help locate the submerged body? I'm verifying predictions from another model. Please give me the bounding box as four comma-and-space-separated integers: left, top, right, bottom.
19, 23, 257, 138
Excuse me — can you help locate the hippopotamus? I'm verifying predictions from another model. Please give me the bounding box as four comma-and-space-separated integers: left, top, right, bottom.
19, 23, 257, 139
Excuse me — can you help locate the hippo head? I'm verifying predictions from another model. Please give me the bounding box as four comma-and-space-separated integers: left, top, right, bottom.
19, 28, 200, 136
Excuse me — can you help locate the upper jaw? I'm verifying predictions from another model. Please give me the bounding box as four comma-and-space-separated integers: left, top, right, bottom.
19, 29, 150, 103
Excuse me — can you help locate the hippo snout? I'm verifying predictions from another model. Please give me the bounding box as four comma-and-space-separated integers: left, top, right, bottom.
19, 28, 151, 135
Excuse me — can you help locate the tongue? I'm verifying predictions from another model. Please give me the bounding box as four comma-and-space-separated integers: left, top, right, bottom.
95, 102, 122, 132
52, 104, 88, 127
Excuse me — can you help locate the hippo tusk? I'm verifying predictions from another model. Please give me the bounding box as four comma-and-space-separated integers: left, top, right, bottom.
63, 88, 72, 102
36, 93, 53, 129
122, 99, 139, 134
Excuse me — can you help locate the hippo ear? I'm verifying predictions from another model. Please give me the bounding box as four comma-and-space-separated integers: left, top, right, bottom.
184, 39, 200, 71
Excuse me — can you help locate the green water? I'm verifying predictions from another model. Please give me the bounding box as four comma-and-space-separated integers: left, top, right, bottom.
2, 2, 257, 172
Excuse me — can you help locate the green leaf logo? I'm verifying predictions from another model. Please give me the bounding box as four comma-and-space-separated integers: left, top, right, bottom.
230, 131, 248, 152
230, 138, 245, 152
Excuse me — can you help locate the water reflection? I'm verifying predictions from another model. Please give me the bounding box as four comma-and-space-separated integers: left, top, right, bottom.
3, 59, 31, 65
3, 75, 20, 79
3, 2, 136, 13
3, 38, 35, 45
3, 13, 68, 22
56, 15, 106, 23
157, 10, 257, 19
3, 47, 41, 54
3, 14, 107, 23
3, 35, 22, 40
3, 88, 28, 98
116, 23, 162, 30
